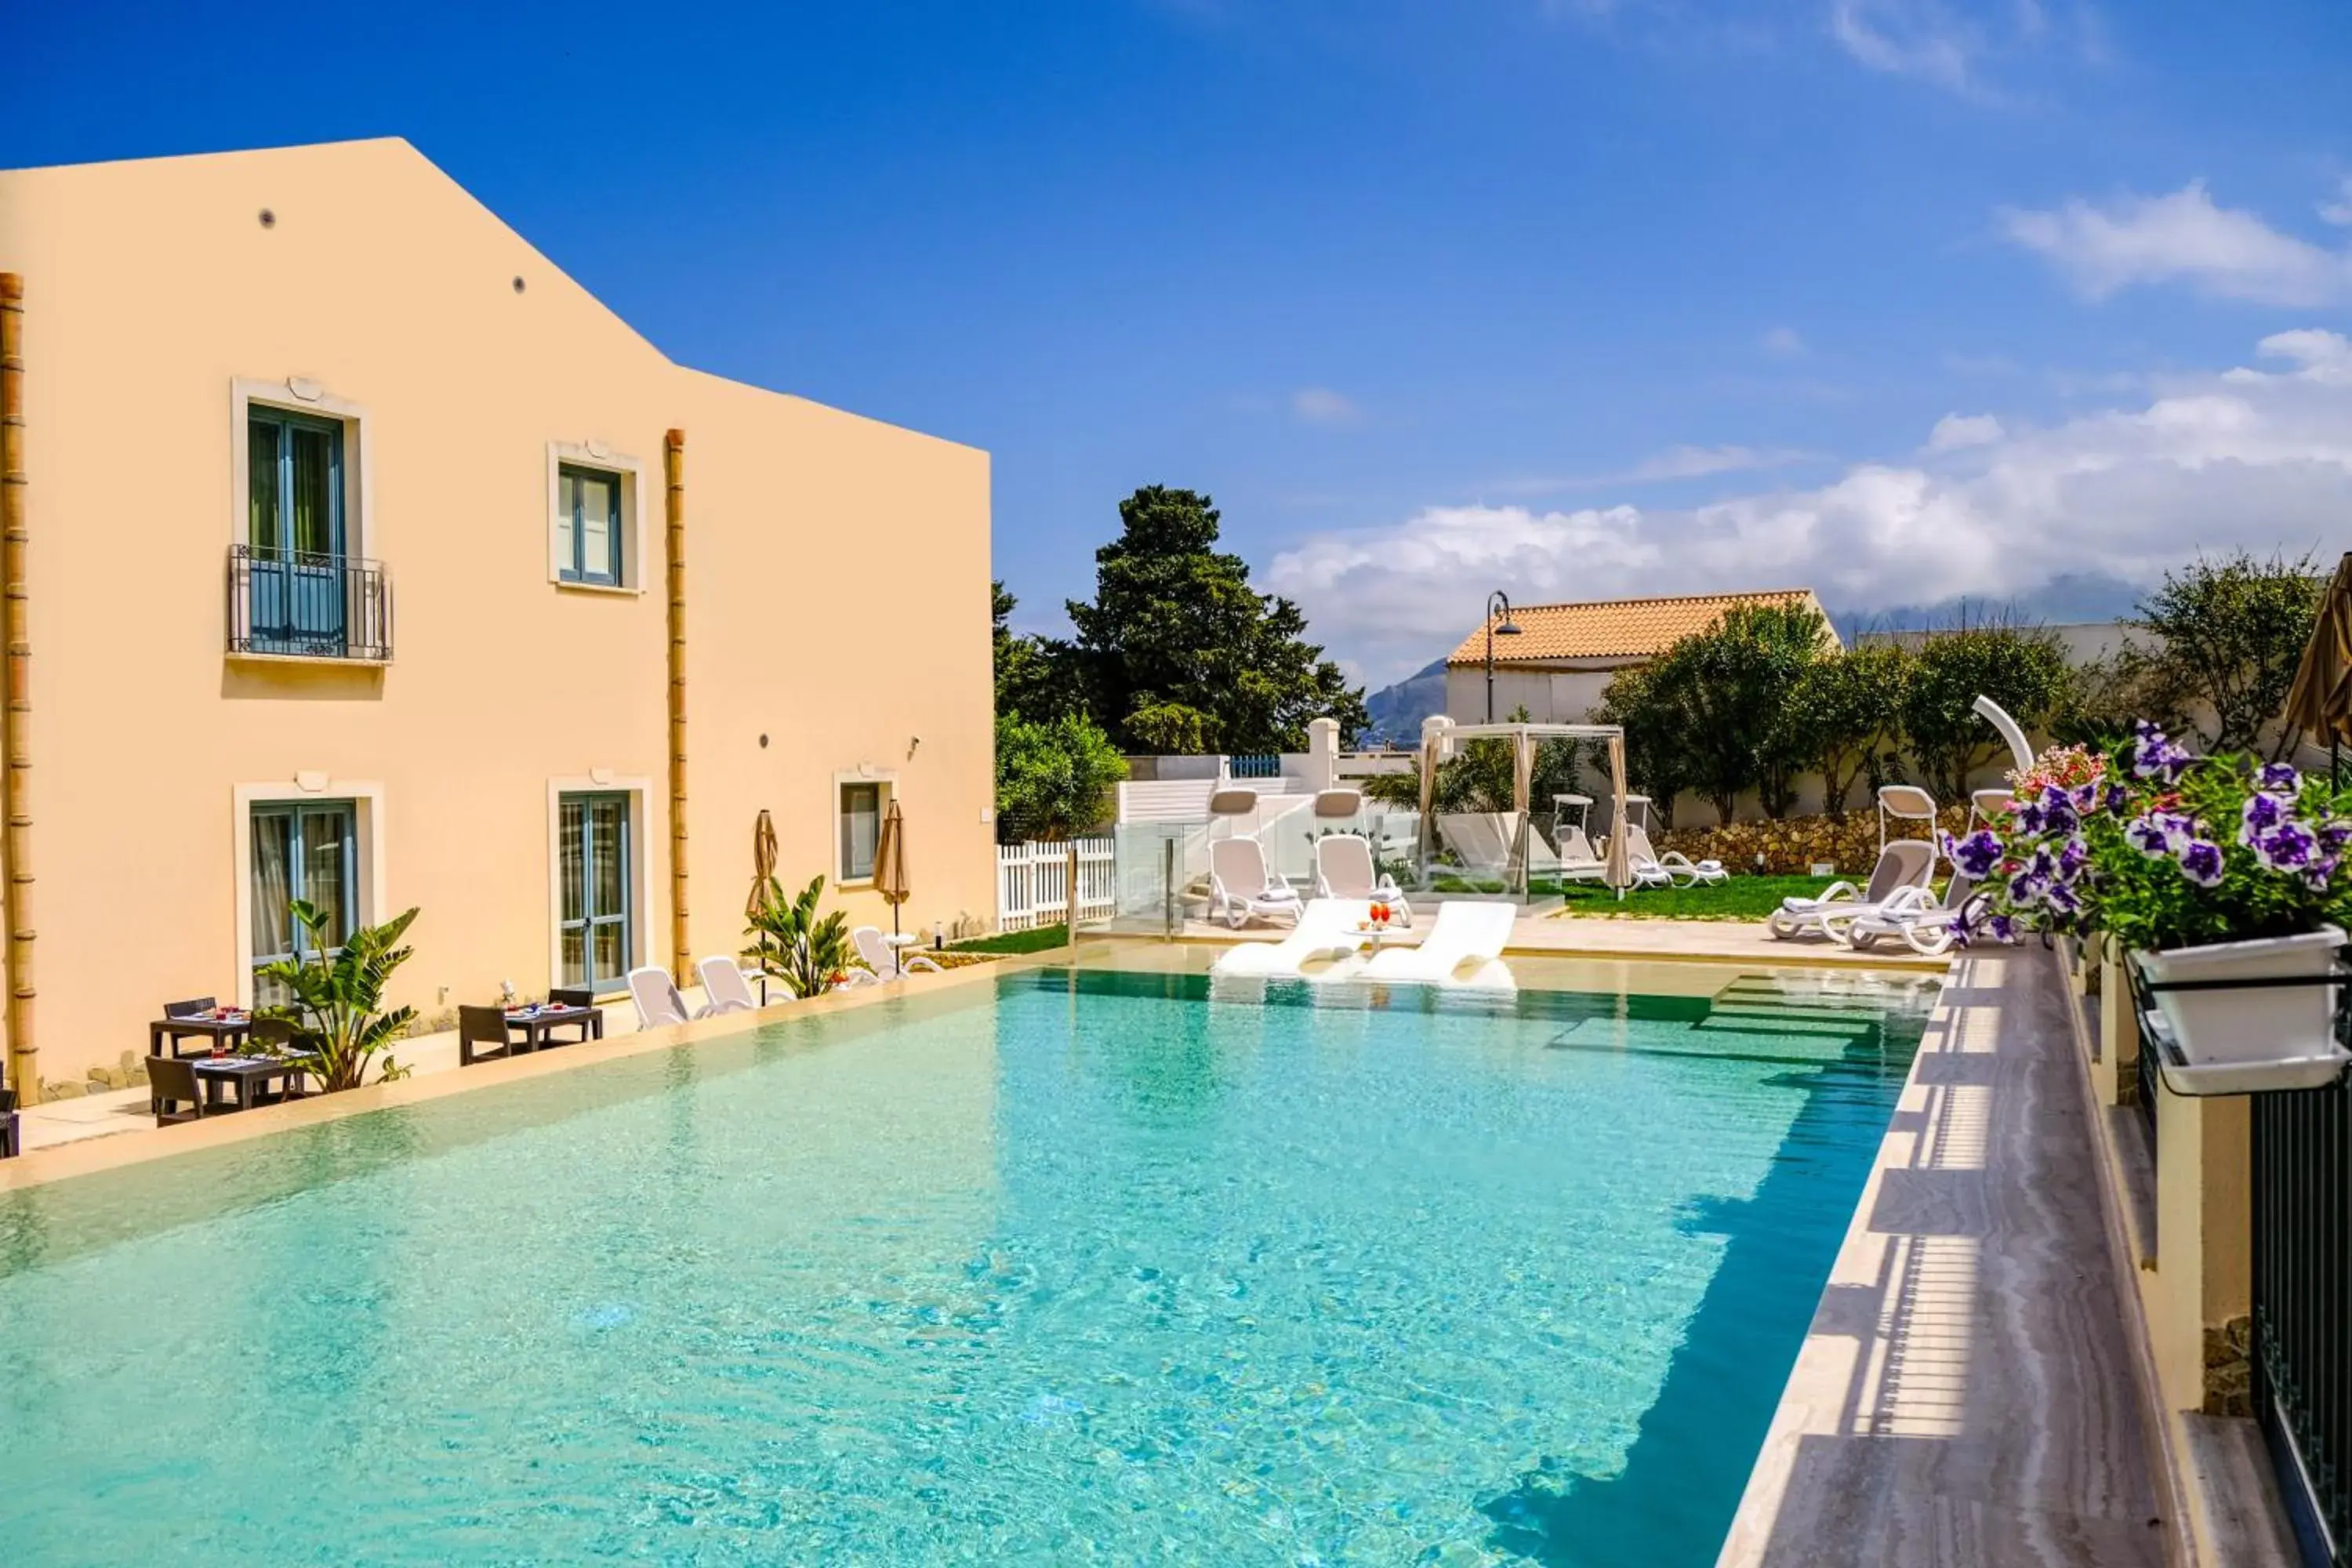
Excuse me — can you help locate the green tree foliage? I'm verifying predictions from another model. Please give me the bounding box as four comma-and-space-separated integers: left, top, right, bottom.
742, 874, 855, 996
991, 579, 1071, 722
1065, 486, 1367, 753
995, 711, 1128, 841
1359, 706, 1581, 814
2046, 637, 2194, 750
1792, 642, 1912, 818
255, 901, 419, 1092
2129, 550, 2325, 757
1650, 604, 1828, 822
1123, 699, 1210, 755
1595, 663, 1693, 828
1900, 622, 2070, 801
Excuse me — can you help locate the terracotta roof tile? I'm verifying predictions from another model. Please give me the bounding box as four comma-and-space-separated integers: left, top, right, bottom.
1443, 589, 1827, 666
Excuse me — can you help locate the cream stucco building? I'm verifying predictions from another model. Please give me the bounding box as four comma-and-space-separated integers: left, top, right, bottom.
0, 138, 994, 1095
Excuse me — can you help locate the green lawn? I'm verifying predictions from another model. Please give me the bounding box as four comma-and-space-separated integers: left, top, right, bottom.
949, 924, 1069, 954
1551, 873, 1837, 920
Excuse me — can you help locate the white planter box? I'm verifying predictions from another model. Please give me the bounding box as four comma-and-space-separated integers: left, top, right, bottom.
2136, 925, 2349, 1096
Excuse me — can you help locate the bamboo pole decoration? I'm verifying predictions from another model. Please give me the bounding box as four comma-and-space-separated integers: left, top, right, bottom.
664, 429, 689, 978
0, 275, 32, 1105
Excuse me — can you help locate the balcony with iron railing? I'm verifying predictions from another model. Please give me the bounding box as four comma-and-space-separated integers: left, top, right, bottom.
225, 544, 394, 664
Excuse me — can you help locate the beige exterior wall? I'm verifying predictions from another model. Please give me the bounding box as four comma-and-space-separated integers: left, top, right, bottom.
0, 139, 993, 1090
1440, 665, 1617, 727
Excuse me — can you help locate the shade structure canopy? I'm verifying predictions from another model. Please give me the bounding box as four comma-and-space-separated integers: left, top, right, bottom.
1417, 717, 1635, 895
2286, 552, 2352, 753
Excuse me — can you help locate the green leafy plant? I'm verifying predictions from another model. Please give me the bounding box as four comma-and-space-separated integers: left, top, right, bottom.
1793, 642, 1912, 818
2130, 549, 2325, 756
254, 901, 419, 1093
1900, 620, 2069, 803
1951, 725, 2352, 955
743, 873, 857, 997
1642, 603, 1829, 822
1065, 485, 1367, 751
995, 710, 1128, 842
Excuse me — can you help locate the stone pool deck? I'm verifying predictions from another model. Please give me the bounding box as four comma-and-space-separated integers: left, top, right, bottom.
1716, 946, 2171, 1567
1170, 912, 1950, 971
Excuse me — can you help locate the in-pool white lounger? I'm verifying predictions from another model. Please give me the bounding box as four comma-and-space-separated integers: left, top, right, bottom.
1209, 898, 1374, 978
1347, 899, 1518, 991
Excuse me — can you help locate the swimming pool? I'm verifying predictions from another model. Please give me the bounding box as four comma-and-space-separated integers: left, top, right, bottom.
0, 962, 1935, 1565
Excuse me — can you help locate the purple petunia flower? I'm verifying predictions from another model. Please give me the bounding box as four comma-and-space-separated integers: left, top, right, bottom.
1951, 829, 2004, 880
2038, 786, 2079, 837
2046, 881, 2082, 916
2057, 835, 2089, 877
1988, 913, 2018, 943
2129, 720, 2193, 782
2252, 819, 2319, 873
2100, 782, 2131, 816
2177, 839, 2225, 887
2241, 790, 2288, 842
2320, 821, 2352, 855
2127, 812, 2195, 858
2259, 762, 2302, 793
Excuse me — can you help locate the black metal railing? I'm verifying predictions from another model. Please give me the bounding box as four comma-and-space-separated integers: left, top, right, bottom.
2125, 957, 2161, 1146
2252, 978, 2352, 1567
226, 544, 393, 662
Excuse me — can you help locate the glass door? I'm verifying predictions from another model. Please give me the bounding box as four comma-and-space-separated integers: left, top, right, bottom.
559, 793, 633, 990
252, 801, 357, 1004
247, 408, 347, 654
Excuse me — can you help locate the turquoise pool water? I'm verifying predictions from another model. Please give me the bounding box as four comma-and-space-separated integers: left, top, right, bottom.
0, 965, 1933, 1565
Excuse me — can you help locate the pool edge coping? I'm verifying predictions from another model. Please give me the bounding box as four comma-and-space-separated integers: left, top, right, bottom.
0, 953, 1047, 1195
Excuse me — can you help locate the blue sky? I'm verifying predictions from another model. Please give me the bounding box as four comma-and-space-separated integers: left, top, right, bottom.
9, 2, 2352, 686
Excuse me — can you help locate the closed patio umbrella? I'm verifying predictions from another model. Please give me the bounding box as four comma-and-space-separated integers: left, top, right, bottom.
874, 798, 912, 975
747, 809, 778, 1004
2285, 551, 2352, 786
1603, 734, 1632, 899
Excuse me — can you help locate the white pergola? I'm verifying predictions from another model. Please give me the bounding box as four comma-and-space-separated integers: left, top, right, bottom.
1417, 716, 1635, 895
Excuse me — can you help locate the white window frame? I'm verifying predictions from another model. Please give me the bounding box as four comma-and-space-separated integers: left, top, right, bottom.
833, 771, 895, 889
231, 777, 388, 1008
546, 775, 653, 995
546, 441, 647, 594
230, 378, 373, 561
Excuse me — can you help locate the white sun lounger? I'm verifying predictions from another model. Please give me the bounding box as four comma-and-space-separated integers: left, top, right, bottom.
1627, 823, 1726, 887
851, 924, 945, 983
1313, 834, 1411, 924
1210, 898, 1374, 978
1210, 837, 1302, 928
1766, 839, 1936, 941
1349, 899, 1518, 991
1839, 873, 1980, 956
1551, 822, 1612, 884
627, 964, 694, 1030
696, 955, 760, 1014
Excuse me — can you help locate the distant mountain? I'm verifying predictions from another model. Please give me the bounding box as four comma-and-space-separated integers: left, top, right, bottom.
1359, 658, 1449, 746
1833, 572, 2144, 639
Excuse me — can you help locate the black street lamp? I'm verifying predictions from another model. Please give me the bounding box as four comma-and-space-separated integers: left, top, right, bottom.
1484, 590, 1522, 723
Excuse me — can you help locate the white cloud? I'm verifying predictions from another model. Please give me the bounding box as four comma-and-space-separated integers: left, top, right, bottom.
1290, 387, 1362, 426
1265, 330, 2352, 687
2000, 180, 2352, 306
2320, 176, 2352, 227
1925, 412, 2003, 450
1494, 443, 1819, 495
1759, 325, 1807, 357
1830, 0, 1978, 93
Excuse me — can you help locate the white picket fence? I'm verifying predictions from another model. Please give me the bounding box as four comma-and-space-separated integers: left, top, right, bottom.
997, 837, 1116, 931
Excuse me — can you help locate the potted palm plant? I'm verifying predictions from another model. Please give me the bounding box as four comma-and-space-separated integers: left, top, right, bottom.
254, 901, 420, 1093
1951, 724, 2351, 1094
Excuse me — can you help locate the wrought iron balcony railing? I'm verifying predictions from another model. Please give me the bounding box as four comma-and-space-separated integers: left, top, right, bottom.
226, 544, 394, 663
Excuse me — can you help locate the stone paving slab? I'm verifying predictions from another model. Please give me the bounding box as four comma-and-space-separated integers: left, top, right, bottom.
1717, 949, 2168, 1568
